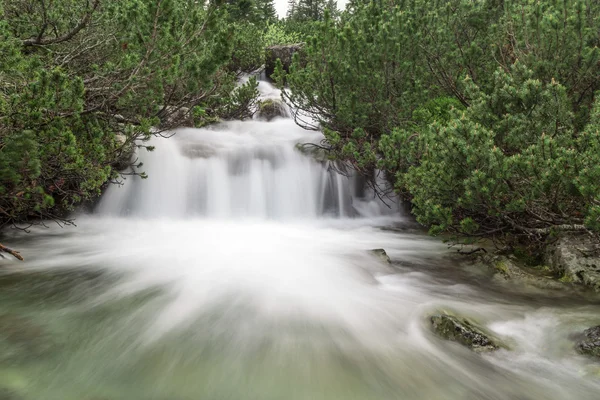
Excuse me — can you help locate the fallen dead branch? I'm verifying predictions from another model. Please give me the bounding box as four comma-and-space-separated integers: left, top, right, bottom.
0, 243, 24, 261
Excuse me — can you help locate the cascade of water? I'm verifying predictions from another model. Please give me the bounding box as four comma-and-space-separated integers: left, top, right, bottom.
98, 80, 393, 219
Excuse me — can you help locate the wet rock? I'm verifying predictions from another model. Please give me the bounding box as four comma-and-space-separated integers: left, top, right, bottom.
545, 235, 600, 291
430, 313, 499, 352
575, 325, 600, 358
480, 255, 566, 290
369, 249, 391, 264
265, 43, 304, 80
256, 99, 288, 121
158, 106, 194, 129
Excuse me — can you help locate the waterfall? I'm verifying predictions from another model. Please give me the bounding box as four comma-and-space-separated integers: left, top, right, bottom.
98, 80, 393, 219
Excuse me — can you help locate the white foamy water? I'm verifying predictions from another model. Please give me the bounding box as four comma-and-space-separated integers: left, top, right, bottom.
1, 80, 600, 399
98, 119, 390, 220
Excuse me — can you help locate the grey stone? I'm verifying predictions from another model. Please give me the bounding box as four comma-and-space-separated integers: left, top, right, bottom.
430, 313, 500, 352
545, 235, 600, 291
158, 106, 194, 129
575, 325, 600, 358
265, 43, 304, 80
369, 249, 391, 264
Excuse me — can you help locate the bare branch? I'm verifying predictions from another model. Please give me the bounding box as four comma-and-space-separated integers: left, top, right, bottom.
22, 0, 101, 47
0, 243, 24, 261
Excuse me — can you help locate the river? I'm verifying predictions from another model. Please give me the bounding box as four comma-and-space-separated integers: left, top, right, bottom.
1, 81, 600, 400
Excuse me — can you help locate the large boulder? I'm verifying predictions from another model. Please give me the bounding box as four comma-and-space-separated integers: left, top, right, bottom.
265, 43, 304, 80
430, 313, 500, 352
575, 325, 600, 358
545, 235, 600, 291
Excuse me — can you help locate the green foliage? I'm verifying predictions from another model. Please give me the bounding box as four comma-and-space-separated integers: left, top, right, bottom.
287, 0, 327, 21
207, 77, 260, 121
264, 23, 303, 47
226, 0, 278, 24
282, 0, 600, 246
0, 0, 258, 227
405, 66, 600, 240
229, 22, 266, 73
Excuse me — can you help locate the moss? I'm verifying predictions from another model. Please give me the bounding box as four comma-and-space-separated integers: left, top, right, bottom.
430, 313, 500, 352
534, 265, 552, 273
259, 99, 275, 110
559, 274, 574, 283
494, 261, 509, 275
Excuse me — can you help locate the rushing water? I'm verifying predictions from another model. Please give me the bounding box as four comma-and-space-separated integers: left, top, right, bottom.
1, 82, 600, 400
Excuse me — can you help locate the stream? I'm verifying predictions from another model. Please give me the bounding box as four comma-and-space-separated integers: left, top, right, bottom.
1, 81, 600, 400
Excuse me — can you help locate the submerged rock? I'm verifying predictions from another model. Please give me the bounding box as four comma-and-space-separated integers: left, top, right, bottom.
575, 325, 600, 359
256, 99, 288, 121
545, 235, 600, 291
430, 313, 499, 352
369, 249, 391, 264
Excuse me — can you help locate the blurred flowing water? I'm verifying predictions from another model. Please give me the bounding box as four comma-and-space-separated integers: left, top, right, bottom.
1, 81, 600, 400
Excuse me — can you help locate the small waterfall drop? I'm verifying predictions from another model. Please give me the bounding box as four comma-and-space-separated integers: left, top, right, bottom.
98, 80, 392, 219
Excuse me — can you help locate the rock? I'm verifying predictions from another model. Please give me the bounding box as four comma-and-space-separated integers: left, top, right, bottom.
485, 255, 566, 290
545, 235, 600, 291
575, 325, 600, 358
430, 313, 500, 352
256, 99, 288, 121
369, 249, 391, 264
264, 43, 304, 80
158, 106, 194, 129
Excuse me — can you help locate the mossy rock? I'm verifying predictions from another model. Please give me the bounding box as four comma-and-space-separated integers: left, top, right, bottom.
430, 313, 500, 352
481, 255, 567, 290
256, 99, 288, 121
575, 325, 600, 359
545, 235, 600, 292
